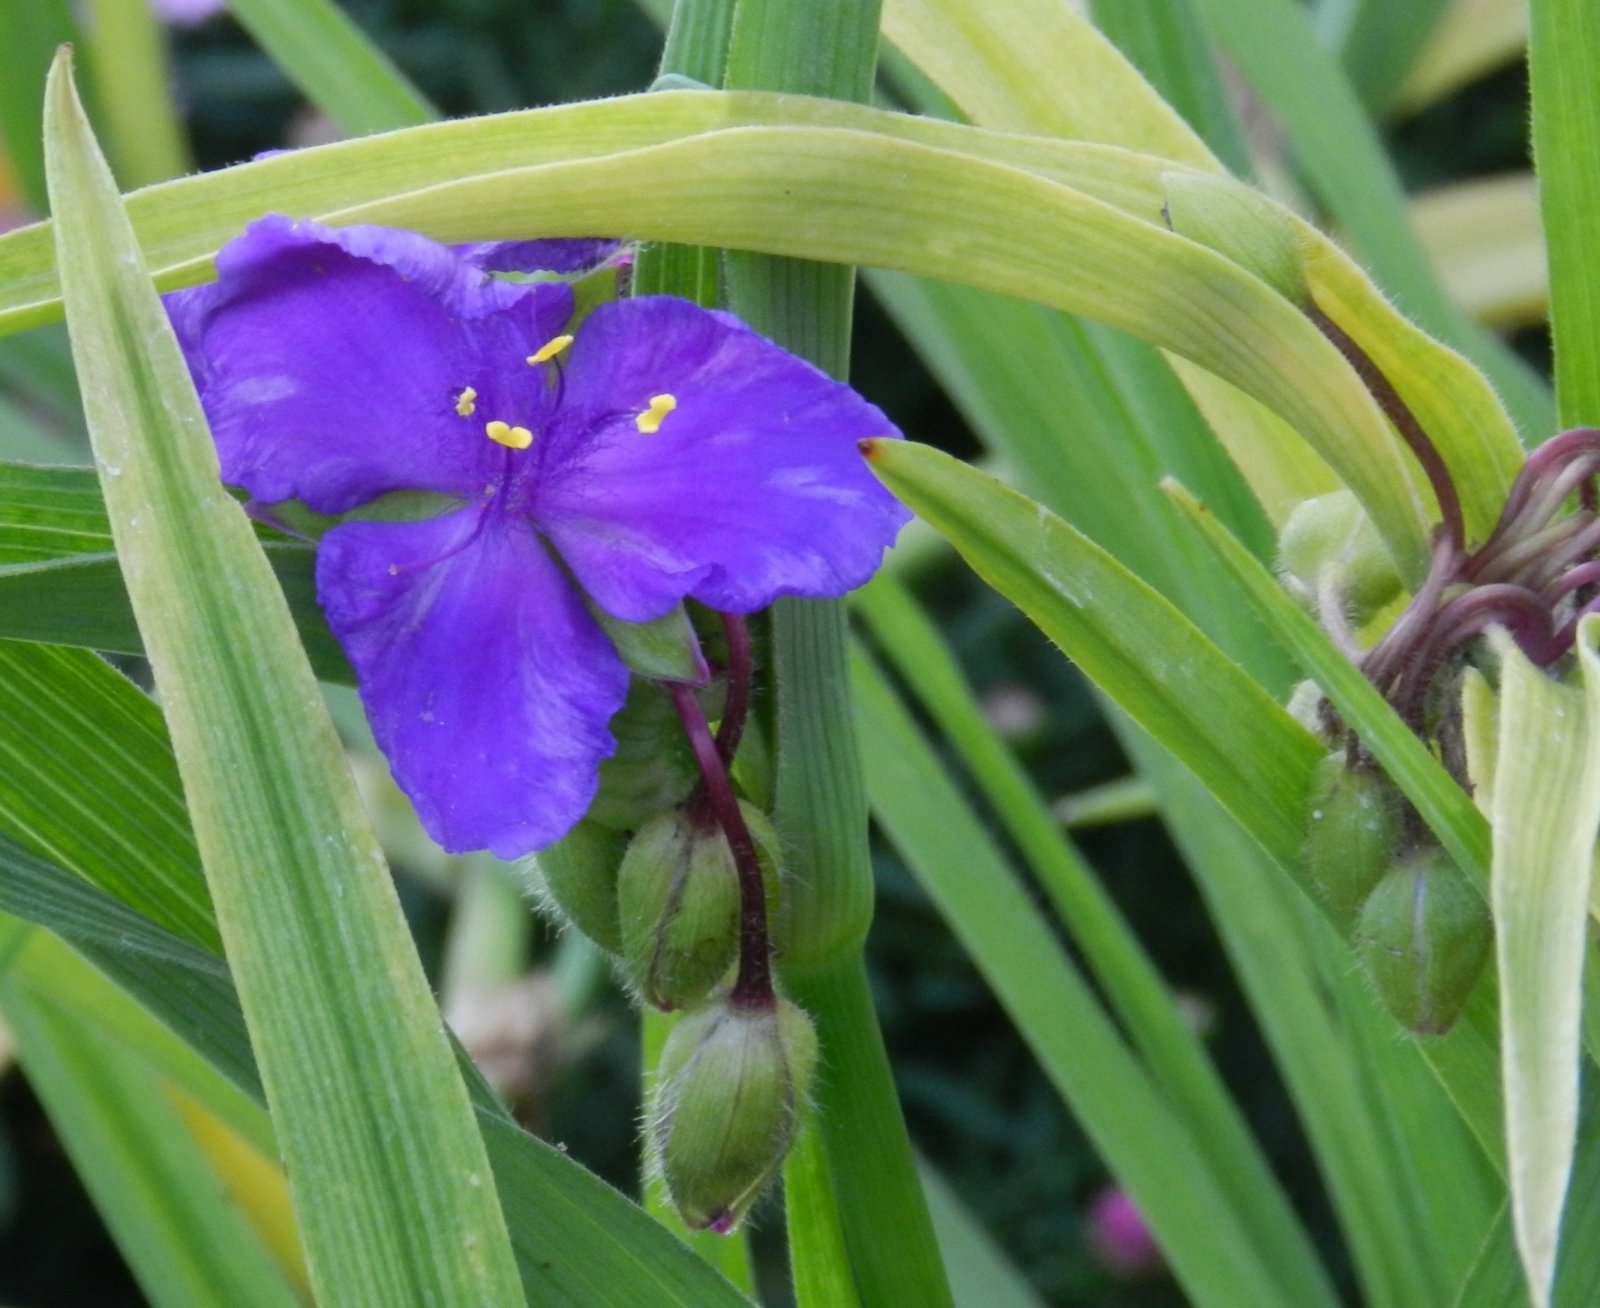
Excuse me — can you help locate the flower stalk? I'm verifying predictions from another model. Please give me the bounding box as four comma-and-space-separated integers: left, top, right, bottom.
668, 667, 775, 1009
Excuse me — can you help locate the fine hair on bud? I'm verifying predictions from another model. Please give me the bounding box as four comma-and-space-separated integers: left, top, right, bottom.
618, 802, 784, 1012
619, 809, 737, 1011
648, 992, 818, 1233
524, 818, 629, 955
1302, 751, 1400, 916
1356, 846, 1492, 1036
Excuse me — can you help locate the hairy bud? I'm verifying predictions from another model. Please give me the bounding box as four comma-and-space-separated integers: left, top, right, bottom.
529, 818, 628, 954
649, 993, 818, 1232
1356, 847, 1492, 1035
1302, 752, 1399, 915
618, 803, 783, 1011
1279, 490, 1403, 625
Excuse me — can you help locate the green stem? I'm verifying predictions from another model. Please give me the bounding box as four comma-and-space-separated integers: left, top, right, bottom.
719, 2, 952, 1304
783, 953, 953, 1306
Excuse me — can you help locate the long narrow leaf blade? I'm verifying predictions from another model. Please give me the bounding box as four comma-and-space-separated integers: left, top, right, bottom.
0, 937, 303, 1308
223, 0, 434, 136
1530, 0, 1600, 429
1490, 624, 1600, 1306
861, 439, 1320, 865
43, 52, 524, 1306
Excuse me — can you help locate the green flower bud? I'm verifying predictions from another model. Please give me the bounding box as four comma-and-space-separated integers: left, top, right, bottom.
650, 993, 818, 1232
528, 818, 628, 954
618, 803, 783, 1011
1160, 171, 1309, 304
1357, 847, 1492, 1035
1302, 752, 1400, 915
1278, 490, 1404, 624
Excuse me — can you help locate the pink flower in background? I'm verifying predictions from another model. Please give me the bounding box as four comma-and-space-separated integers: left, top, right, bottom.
1086, 1186, 1164, 1281
149, 0, 226, 26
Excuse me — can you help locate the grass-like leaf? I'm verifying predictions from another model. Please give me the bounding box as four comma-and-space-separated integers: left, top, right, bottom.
0, 94, 1529, 574
853, 646, 1309, 1308
862, 439, 1320, 862
1489, 625, 1600, 1306
1187, 0, 1552, 438
863, 440, 1511, 1155
0, 933, 305, 1308
1530, 0, 1600, 429
224, 0, 434, 136
853, 574, 1338, 1306
44, 50, 525, 1305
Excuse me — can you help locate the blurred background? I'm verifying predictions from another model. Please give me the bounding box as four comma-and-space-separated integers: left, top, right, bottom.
0, 1, 1544, 1304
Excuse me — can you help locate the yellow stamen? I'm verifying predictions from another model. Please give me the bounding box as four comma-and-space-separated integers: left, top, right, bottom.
454, 386, 478, 417
527, 334, 574, 365
635, 393, 678, 434
485, 419, 533, 450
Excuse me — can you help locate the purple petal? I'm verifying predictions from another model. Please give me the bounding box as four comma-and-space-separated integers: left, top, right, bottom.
532, 297, 910, 621
317, 505, 628, 856
457, 238, 624, 277
167, 216, 574, 514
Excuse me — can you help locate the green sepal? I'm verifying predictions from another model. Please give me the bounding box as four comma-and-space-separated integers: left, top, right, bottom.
589, 677, 727, 831
591, 602, 710, 684
257, 490, 462, 542
527, 818, 629, 955
619, 811, 740, 1012
619, 802, 785, 1012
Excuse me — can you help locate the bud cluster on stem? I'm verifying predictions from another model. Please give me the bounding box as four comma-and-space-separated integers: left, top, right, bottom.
1282, 309, 1600, 1034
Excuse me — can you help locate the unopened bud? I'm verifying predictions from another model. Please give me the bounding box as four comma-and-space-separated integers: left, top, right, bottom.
650, 993, 818, 1232
1302, 752, 1399, 915
618, 803, 783, 1011
1161, 171, 1309, 304
1278, 490, 1403, 624
529, 818, 628, 955
1357, 847, 1492, 1035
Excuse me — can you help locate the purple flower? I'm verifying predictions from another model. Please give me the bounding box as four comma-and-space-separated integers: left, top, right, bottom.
168, 217, 907, 857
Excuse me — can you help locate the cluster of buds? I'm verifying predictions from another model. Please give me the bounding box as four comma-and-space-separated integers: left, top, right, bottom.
1278, 305, 1600, 1034
530, 608, 816, 1231
1301, 753, 1491, 1034
1167, 174, 1600, 1035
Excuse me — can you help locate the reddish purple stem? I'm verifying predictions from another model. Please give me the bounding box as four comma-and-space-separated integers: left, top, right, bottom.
668, 677, 775, 1010
1309, 304, 1464, 554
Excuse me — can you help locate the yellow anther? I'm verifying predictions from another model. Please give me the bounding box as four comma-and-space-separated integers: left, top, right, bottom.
635, 393, 678, 434
527, 334, 574, 365
454, 386, 478, 417
485, 420, 533, 450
